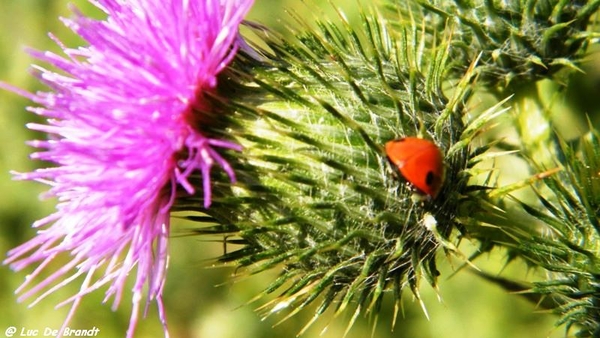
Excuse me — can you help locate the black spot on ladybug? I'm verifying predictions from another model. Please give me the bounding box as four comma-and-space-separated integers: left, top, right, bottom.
425, 171, 435, 187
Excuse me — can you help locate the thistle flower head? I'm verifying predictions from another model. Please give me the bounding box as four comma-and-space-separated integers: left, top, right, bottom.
3, 0, 253, 337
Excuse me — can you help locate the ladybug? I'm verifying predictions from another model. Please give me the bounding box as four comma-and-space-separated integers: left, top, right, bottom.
385, 137, 444, 199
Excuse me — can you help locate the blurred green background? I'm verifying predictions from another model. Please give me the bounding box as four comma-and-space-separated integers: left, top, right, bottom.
1, 1, 593, 337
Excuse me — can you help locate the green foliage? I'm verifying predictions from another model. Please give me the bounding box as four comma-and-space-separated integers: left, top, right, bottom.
465, 120, 600, 336
508, 116, 600, 336
527, 132, 600, 336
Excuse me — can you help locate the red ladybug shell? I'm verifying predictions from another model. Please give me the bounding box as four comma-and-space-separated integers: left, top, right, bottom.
385, 137, 444, 198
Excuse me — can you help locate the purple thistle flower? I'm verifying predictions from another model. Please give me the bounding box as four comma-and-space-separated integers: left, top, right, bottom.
3, 0, 254, 337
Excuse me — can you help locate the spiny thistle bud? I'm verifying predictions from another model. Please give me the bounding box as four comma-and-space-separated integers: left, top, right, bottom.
384, 0, 600, 90
181, 7, 507, 333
